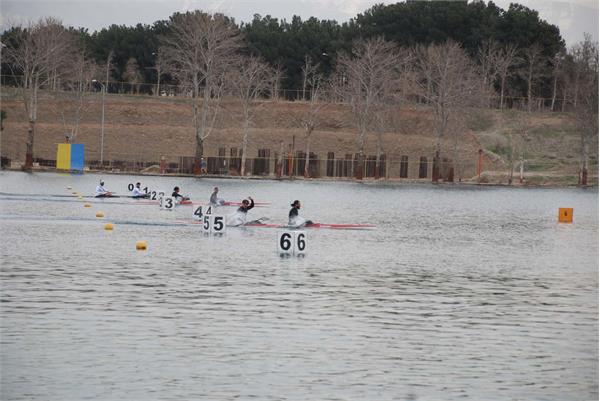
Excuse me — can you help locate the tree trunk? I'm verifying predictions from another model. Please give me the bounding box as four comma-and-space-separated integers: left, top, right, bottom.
551, 75, 558, 111
24, 121, 35, 170
276, 141, 284, 178
580, 136, 589, 185
519, 158, 524, 183
432, 150, 440, 183
194, 137, 204, 175
375, 132, 382, 180
240, 119, 249, 176
527, 67, 533, 113
500, 75, 506, 110
192, 99, 202, 175
304, 135, 311, 178
508, 132, 514, 185
355, 152, 364, 180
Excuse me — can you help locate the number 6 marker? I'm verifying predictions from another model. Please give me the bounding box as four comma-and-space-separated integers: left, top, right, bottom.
277, 231, 307, 257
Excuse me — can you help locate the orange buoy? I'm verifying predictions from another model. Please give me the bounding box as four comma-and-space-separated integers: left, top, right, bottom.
558, 208, 573, 223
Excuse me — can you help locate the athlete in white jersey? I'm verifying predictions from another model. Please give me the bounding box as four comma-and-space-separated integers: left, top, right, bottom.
131, 182, 149, 198
95, 180, 111, 197
227, 197, 254, 226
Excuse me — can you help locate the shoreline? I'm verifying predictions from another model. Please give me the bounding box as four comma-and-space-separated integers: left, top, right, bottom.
1, 166, 597, 189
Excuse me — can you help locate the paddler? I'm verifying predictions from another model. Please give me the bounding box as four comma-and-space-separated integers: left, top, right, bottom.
289, 200, 313, 227
227, 196, 254, 226
210, 186, 225, 206
172, 186, 190, 203
131, 182, 149, 198
95, 180, 111, 197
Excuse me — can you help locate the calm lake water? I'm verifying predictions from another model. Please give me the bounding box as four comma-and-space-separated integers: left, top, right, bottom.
0, 171, 598, 401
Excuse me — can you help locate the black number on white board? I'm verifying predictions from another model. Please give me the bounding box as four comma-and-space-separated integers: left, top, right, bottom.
280, 233, 292, 251
297, 233, 305, 251
213, 216, 224, 231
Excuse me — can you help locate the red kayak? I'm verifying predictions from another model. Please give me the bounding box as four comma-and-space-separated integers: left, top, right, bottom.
180, 220, 375, 230
132, 199, 193, 206
245, 222, 376, 230
193, 201, 271, 207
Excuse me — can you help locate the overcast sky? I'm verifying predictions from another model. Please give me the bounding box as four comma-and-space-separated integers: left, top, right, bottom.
1, 0, 597, 46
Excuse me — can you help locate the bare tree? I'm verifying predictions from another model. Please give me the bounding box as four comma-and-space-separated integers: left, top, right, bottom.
550, 50, 566, 111
335, 37, 400, 179
301, 55, 318, 101
152, 48, 166, 96
160, 11, 241, 174
3, 18, 77, 170
521, 43, 545, 112
228, 55, 272, 176
104, 50, 114, 92
570, 34, 598, 185
297, 59, 327, 178
270, 61, 284, 101
494, 43, 520, 110
414, 40, 485, 182
477, 39, 500, 100
123, 57, 142, 94
60, 48, 99, 142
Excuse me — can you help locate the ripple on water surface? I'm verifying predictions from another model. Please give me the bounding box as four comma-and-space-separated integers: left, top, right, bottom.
0, 172, 598, 400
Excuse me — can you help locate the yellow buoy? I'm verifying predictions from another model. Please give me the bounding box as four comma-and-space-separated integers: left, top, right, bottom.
136, 240, 148, 250
78, 195, 83, 200
558, 207, 573, 223
84, 203, 92, 208
104, 223, 114, 231
96, 211, 104, 218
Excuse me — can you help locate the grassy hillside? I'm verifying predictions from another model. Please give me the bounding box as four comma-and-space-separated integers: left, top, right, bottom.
1, 89, 597, 185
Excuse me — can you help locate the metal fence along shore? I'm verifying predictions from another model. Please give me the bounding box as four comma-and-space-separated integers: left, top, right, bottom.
3, 151, 594, 185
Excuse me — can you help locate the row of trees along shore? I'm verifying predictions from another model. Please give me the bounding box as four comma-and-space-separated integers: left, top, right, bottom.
1, 1, 598, 182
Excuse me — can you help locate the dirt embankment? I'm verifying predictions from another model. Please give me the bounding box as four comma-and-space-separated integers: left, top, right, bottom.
1, 91, 597, 184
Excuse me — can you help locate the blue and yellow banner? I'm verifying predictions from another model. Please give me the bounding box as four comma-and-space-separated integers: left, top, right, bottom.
56, 144, 85, 171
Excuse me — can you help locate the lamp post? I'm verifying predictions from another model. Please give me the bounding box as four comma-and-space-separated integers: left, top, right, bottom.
92, 79, 106, 166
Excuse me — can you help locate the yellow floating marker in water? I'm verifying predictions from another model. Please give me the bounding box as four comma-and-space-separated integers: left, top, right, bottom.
558, 207, 573, 223
72, 192, 78, 195
136, 240, 148, 250
96, 211, 105, 218
84, 203, 92, 208
77, 195, 83, 200
104, 223, 114, 231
